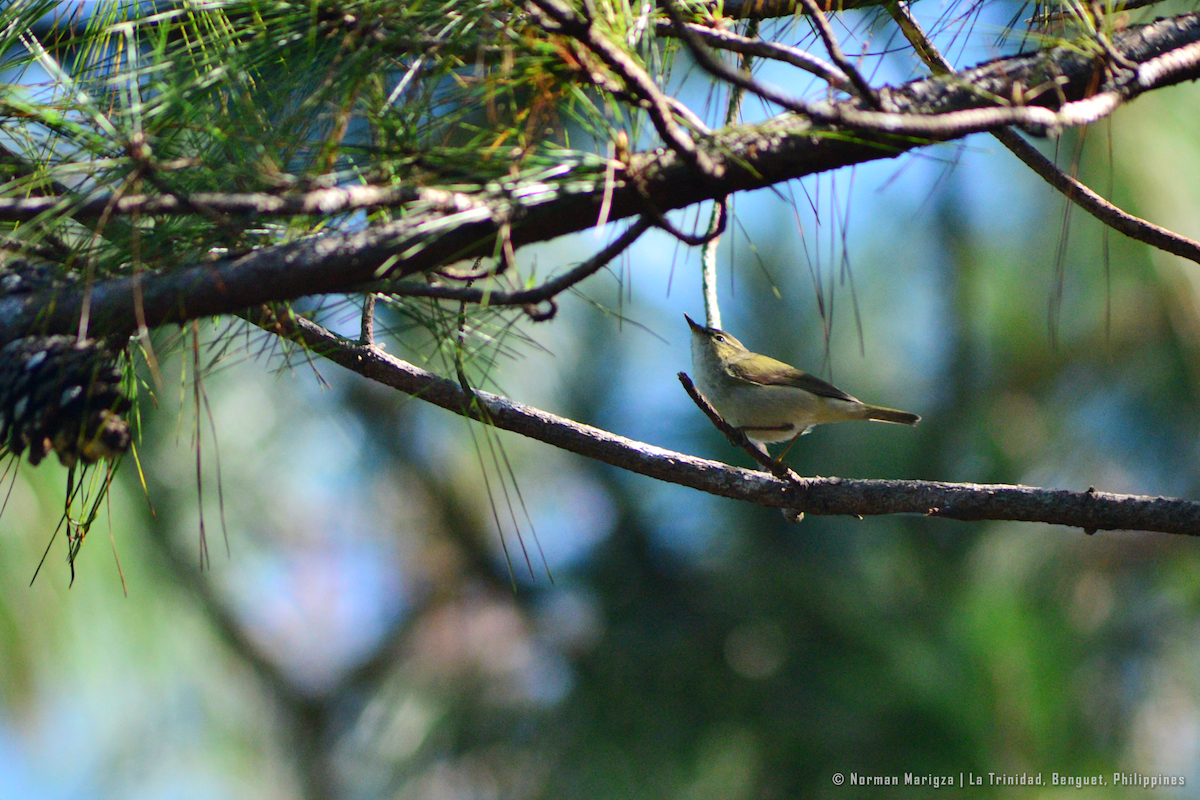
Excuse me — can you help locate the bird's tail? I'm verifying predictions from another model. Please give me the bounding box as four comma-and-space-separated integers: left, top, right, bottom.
864, 405, 921, 425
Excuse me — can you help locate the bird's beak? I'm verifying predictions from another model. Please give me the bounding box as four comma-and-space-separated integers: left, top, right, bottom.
684, 313, 708, 334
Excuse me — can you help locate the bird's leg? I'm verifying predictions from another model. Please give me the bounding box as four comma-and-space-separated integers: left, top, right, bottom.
775, 432, 803, 462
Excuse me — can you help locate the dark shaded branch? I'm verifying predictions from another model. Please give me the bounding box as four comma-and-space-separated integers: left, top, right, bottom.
365, 217, 652, 307
5, 14, 1200, 346
643, 198, 728, 245
264, 313, 1200, 536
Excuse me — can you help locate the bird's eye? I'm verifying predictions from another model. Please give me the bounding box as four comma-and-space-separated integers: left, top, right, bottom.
714, 335, 725, 343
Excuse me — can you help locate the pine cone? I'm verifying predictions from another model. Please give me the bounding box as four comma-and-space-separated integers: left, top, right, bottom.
0, 336, 131, 468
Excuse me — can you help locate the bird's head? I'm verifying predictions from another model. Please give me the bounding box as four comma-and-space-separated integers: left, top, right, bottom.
685, 313, 749, 360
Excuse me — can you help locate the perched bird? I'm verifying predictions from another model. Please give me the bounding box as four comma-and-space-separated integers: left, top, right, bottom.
686, 314, 919, 451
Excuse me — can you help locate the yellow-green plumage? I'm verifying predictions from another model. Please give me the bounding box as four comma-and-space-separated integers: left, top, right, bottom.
686, 314, 919, 446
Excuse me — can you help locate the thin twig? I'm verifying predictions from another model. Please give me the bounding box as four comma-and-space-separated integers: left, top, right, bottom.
887, 1, 1200, 265
642, 199, 727, 246
794, 0, 881, 107
529, 0, 716, 176
563, 45, 713, 134
359, 293, 376, 345
886, 1, 952, 74
363, 217, 652, 310
661, 0, 820, 119
701, 199, 726, 329
654, 19, 850, 90
700, 22, 758, 330
992, 128, 1200, 263
678, 372, 805, 485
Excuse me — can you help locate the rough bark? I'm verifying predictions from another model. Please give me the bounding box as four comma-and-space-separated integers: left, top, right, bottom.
3, 14, 1199, 347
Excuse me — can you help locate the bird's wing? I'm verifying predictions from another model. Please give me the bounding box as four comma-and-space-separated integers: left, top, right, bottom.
727, 355, 858, 402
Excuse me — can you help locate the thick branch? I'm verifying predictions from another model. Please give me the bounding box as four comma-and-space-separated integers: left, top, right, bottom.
5, 14, 1200, 346
268, 313, 1200, 536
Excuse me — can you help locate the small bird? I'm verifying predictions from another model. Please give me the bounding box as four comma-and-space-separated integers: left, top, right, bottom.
686, 314, 919, 452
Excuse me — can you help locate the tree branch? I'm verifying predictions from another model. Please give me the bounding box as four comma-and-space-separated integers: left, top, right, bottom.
991, 127, 1200, 263
793, 0, 881, 106
530, 0, 715, 175
361, 217, 652, 310
262, 312, 1200, 536
716, 0, 922, 18
676, 14, 1200, 136
887, 2, 1200, 264
677, 371, 805, 484
654, 19, 850, 91
0, 183, 423, 222
5, 14, 1200, 346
